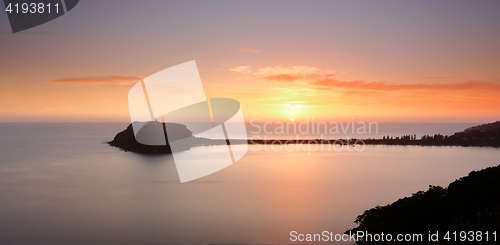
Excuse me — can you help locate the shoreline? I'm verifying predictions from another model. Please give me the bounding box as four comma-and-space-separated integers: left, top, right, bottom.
246, 138, 500, 147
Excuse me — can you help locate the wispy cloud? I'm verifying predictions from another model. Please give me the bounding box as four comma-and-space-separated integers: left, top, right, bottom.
230, 65, 500, 92
271, 103, 316, 108
312, 78, 500, 91
229, 66, 253, 74
261, 74, 300, 83
47, 76, 143, 87
422, 76, 448, 79
237, 48, 261, 53
252, 66, 321, 76
262, 73, 329, 83
230, 65, 326, 80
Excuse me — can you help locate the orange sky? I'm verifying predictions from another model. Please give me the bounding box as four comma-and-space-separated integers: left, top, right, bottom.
1, 61, 498, 123
0, 1, 499, 123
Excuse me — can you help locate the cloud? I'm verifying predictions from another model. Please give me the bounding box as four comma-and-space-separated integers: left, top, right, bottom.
252, 66, 321, 76
261, 74, 300, 83
230, 65, 326, 81
231, 65, 500, 92
422, 76, 448, 79
262, 73, 331, 83
272, 103, 315, 108
47, 76, 143, 87
312, 78, 500, 91
229, 66, 253, 74
237, 48, 261, 53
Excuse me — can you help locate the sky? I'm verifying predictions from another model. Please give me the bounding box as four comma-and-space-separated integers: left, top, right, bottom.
0, 0, 499, 122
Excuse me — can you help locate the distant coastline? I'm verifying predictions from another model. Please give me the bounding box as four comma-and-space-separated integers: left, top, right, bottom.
250, 121, 500, 147
109, 121, 500, 154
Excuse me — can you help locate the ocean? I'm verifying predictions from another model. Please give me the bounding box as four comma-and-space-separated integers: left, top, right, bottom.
0, 123, 498, 244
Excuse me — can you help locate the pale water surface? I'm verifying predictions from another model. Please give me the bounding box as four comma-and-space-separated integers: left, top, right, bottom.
0, 123, 498, 244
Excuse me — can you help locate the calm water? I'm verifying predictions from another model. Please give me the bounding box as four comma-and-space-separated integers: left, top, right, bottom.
0, 123, 499, 244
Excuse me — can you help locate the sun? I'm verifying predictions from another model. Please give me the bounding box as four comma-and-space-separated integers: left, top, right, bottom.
290, 118, 294, 121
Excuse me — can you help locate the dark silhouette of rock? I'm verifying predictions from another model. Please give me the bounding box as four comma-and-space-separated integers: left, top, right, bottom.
108, 121, 194, 154
346, 164, 500, 244
108, 121, 243, 154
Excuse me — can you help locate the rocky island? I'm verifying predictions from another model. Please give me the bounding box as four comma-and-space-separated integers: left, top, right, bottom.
108, 122, 186, 153
108, 121, 239, 154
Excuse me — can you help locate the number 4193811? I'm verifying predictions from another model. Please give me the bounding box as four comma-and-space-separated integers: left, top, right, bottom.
5, 2, 60, 14
443, 231, 497, 242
